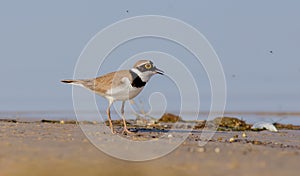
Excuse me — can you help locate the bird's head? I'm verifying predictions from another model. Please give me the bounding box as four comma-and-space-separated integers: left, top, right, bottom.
131, 60, 164, 82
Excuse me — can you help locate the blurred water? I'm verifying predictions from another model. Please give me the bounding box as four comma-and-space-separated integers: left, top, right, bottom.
1, 110, 299, 125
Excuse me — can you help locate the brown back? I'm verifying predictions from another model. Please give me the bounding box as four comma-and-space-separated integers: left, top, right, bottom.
81, 70, 133, 94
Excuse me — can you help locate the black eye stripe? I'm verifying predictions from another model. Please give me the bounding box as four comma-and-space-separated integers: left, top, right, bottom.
137, 65, 147, 72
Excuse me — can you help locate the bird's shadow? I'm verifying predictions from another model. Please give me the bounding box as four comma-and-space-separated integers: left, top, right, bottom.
127, 128, 218, 134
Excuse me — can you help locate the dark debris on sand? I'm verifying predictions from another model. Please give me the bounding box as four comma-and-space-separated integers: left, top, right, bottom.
213, 117, 252, 131
158, 113, 182, 123
274, 123, 300, 130
1, 113, 300, 132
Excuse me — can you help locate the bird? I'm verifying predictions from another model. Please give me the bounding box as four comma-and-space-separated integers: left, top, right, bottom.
61, 60, 164, 134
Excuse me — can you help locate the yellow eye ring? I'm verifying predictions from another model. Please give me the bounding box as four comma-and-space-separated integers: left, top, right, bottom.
145, 63, 152, 69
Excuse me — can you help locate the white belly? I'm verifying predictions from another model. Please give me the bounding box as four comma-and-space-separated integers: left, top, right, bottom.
105, 84, 144, 101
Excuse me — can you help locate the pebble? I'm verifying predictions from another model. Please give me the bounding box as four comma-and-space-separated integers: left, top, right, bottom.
217, 137, 223, 141
242, 133, 247, 138
253, 141, 263, 145
214, 147, 220, 153
196, 147, 205, 153
167, 134, 173, 138
229, 137, 235, 143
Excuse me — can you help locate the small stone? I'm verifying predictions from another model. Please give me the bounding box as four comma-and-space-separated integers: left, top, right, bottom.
214, 147, 220, 153
253, 140, 263, 145
196, 147, 205, 153
242, 133, 247, 138
167, 134, 173, 138
217, 137, 223, 141
229, 137, 235, 143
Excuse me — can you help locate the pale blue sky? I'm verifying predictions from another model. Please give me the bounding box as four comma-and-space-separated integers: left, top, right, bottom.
0, 0, 300, 113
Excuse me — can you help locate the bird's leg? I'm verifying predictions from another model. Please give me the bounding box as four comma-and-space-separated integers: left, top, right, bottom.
121, 101, 131, 134
106, 100, 115, 134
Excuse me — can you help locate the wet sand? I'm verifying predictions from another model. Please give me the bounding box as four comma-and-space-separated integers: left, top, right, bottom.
0, 121, 299, 176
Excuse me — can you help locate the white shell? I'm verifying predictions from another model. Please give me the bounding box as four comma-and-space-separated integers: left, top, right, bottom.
251, 122, 278, 132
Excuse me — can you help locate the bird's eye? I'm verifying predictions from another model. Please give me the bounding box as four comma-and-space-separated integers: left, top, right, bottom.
144, 63, 152, 69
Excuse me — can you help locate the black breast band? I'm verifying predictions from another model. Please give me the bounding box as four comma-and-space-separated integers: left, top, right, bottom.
129, 70, 146, 88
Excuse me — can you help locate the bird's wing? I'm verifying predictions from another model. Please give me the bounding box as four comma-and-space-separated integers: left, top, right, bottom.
86, 70, 133, 93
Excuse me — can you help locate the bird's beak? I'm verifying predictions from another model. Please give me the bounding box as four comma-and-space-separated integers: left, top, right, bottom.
155, 67, 164, 75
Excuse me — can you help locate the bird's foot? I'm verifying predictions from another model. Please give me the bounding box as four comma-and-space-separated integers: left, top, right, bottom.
122, 128, 132, 134
110, 128, 116, 134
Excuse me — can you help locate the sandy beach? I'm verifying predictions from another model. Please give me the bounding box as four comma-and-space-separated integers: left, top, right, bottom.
2, 1, 300, 176
1, 120, 299, 176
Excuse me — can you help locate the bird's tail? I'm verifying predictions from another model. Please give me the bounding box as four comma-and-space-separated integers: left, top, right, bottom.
61, 79, 85, 87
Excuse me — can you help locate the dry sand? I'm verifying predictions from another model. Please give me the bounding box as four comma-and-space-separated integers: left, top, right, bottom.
0, 121, 299, 176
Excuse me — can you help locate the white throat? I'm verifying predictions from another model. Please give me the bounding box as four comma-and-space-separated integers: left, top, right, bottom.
131, 68, 154, 82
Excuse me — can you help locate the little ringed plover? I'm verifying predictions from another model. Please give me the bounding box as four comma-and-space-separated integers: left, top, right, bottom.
61, 60, 164, 134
